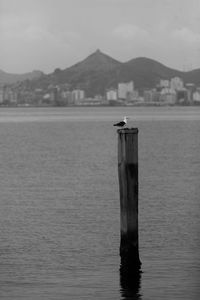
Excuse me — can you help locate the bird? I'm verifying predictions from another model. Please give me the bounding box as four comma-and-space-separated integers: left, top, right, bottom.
113, 116, 128, 127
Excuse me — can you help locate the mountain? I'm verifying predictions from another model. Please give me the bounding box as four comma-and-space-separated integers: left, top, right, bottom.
0, 69, 43, 86
66, 49, 121, 73
116, 57, 184, 89
46, 49, 122, 96
10, 50, 200, 96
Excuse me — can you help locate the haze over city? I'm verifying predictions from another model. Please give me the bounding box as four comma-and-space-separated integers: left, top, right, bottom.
1, 0, 200, 73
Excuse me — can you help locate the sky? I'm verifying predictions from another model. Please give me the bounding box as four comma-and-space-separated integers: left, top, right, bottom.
0, 0, 200, 73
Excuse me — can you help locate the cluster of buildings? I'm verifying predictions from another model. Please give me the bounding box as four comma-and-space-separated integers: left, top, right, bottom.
106, 81, 139, 105
0, 83, 86, 106
107, 77, 200, 105
143, 77, 200, 105
0, 82, 108, 106
0, 76, 200, 106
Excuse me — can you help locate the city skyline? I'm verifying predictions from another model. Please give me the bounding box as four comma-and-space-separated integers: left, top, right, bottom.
1, 0, 200, 73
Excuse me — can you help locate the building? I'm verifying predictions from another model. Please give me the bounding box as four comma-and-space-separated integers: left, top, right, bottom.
0, 89, 3, 103
126, 90, 139, 102
2, 86, 17, 104
143, 90, 152, 102
106, 88, 118, 101
72, 89, 85, 104
160, 87, 176, 104
170, 77, 184, 91
61, 91, 74, 105
185, 83, 195, 103
193, 91, 200, 104
143, 89, 160, 103
159, 79, 170, 88
118, 81, 134, 100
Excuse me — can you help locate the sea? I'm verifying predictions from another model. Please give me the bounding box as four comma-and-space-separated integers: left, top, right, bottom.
0, 106, 199, 300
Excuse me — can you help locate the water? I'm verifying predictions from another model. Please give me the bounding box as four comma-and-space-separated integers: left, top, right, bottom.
0, 107, 199, 299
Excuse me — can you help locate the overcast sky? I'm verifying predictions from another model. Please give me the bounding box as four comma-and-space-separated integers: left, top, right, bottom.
1, 0, 200, 73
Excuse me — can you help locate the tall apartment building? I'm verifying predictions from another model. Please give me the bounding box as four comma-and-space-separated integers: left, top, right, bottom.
61, 91, 74, 105
170, 77, 184, 91
185, 83, 195, 103
72, 89, 85, 104
118, 81, 134, 100
160, 87, 176, 104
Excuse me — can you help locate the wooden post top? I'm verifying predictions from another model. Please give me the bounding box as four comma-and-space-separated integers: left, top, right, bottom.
117, 128, 138, 134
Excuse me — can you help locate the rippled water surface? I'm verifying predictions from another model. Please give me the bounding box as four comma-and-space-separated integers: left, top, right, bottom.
0, 107, 199, 299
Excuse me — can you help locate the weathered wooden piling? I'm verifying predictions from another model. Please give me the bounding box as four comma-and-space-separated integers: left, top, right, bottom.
118, 128, 141, 269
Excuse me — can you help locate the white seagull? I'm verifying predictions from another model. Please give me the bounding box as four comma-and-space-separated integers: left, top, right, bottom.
113, 116, 128, 127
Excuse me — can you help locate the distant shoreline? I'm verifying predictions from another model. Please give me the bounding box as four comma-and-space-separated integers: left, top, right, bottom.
0, 102, 200, 108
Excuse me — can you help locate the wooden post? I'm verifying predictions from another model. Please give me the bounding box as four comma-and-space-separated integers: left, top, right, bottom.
118, 128, 141, 269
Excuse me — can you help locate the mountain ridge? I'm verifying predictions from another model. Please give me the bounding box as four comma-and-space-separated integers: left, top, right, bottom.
2, 50, 200, 95
45, 51, 200, 95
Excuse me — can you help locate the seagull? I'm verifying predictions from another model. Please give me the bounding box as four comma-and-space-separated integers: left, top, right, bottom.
113, 116, 128, 127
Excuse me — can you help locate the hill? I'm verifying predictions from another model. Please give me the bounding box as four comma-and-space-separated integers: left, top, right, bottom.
116, 57, 184, 89
0, 69, 43, 86
45, 49, 122, 96
8, 50, 200, 96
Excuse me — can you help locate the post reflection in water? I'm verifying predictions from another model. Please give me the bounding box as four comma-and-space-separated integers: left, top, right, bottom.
120, 263, 142, 300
